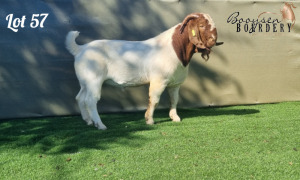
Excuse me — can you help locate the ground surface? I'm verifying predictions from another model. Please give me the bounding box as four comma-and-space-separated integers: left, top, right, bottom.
0, 102, 299, 179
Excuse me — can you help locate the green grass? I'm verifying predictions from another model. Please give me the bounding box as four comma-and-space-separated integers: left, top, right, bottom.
0, 102, 299, 180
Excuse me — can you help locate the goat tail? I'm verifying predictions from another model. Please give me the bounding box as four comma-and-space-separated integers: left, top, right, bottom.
66, 31, 81, 56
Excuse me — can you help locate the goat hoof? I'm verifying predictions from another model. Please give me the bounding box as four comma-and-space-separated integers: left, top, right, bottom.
98, 126, 107, 130
86, 120, 93, 126
172, 116, 181, 122
170, 114, 181, 122
94, 122, 107, 130
146, 120, 154, 125
96, 124, 107, 130
83, 118, 93, 126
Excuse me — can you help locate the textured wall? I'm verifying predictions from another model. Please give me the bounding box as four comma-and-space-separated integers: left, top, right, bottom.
0, 0, 299, 119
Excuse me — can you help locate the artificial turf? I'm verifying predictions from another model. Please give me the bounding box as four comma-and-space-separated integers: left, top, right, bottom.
0, 102, 299, 179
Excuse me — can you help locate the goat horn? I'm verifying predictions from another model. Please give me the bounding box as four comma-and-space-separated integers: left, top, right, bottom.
216, 42, 224, 46
179, 13, 200, 34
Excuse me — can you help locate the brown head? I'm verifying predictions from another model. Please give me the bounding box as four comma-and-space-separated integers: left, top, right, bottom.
172, 13, 223, 66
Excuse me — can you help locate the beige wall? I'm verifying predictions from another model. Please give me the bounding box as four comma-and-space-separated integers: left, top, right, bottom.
100, 1, 300, 110
0, 0, 299, 119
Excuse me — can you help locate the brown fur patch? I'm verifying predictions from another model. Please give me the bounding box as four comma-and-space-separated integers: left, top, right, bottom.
191, 14, 217, 49
172, 13, 219, 65
172, 25, 195, 67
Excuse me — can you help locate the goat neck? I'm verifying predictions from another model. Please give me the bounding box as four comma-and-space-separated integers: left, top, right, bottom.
172, 24, 195, 67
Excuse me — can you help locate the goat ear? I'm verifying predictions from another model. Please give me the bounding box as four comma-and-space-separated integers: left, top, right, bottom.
187, 20, 206, 49
188, 23, 200, 45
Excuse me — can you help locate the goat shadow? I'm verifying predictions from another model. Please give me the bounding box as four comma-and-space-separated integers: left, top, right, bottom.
0, 106, 260, 155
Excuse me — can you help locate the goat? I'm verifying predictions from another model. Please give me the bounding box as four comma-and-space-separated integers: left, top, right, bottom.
66, 13, 223, 130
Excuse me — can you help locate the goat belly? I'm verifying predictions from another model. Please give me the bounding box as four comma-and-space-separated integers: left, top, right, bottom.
105, 59, 149, 87
104, 40, 154, 87
104, 77, 148, 87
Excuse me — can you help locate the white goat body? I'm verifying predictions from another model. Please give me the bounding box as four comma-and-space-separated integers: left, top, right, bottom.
70, 25, 187, 87
66, 13, 219, 129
